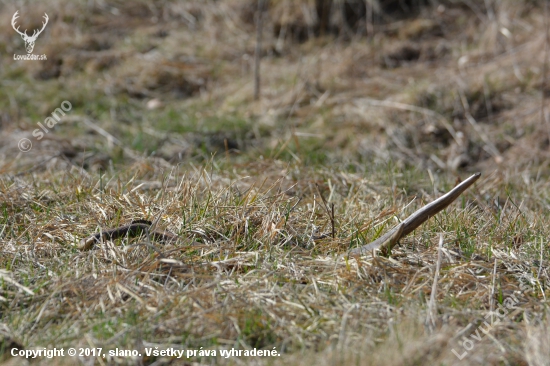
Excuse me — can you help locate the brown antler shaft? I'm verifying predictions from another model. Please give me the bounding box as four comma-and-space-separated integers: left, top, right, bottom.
348, 172, 480, 255
79, 220, 178, 250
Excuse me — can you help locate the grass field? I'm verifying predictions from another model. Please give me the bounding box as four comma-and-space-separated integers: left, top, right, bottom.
1, 0, 550, 365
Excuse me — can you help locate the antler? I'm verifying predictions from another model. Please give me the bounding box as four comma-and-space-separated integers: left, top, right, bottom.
11, 12, 48, 40
347, 172, 481, 256
11, 11, 27, 37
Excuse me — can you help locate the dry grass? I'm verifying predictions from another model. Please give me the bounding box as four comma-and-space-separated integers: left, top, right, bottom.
1, 162, 548, 365
1, 0, 550, 365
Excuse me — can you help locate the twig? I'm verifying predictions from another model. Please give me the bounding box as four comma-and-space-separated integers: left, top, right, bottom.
348, 172, 480, 256
490, 257, 498, 324
365, 0, 374, 37
331, 203, 335, 239
315, 183, 336, 239
253, 0, 265, 100
426, 234, 444, 330
537, 237, 544, 280
542, 0, 550, 144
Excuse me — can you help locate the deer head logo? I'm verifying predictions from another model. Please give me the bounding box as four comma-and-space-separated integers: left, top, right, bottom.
11, 11, 49, 54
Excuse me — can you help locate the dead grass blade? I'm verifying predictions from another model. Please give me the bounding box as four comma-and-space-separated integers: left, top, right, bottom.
0, 269, 33, 296
426, 234, 444, 330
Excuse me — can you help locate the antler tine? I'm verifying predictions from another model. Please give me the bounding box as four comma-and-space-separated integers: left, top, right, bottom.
11, 10, 27, 36
27, 13, 49, 39
34, 13, 49, 37
11, 10, 19, 26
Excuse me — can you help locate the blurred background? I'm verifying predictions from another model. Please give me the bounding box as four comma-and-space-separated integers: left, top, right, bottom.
0, 0, 548, 176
